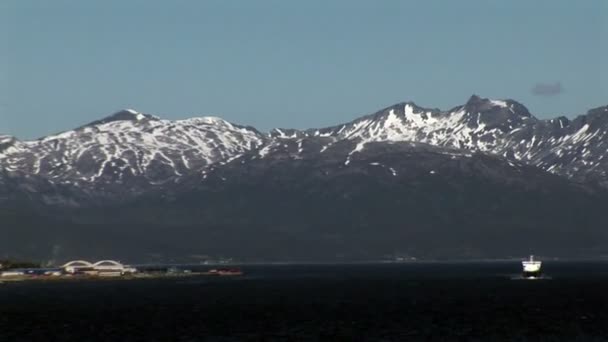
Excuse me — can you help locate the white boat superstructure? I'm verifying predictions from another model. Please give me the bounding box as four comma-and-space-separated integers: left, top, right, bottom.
522, 255, 542, 278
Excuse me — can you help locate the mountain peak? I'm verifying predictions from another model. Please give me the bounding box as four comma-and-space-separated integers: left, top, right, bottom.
84, 109, 158, 128
0, 135, 18, 153
393, 100, 432, 112
465, 94, 484, 105
0, 135, 16, 144
465, 94, 508, 109
181, 116, 230, 125
463, 95, 531, 118
586, 105, 608, 118
578, 105, 608, 127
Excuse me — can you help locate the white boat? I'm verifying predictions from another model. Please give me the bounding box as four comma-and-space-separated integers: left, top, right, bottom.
522, 255, 542, 278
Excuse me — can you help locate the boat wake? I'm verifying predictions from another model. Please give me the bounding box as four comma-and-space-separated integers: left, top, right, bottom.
509, 274, 552, 280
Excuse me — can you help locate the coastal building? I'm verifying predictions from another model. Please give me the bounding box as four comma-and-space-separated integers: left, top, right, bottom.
62, 260, 95, 274
61, 260, 137, 276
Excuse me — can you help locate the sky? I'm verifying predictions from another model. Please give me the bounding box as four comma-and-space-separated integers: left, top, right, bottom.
1, 0, 606, 139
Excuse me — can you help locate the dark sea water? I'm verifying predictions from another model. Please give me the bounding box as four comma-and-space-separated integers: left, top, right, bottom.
2, 262, 608, 341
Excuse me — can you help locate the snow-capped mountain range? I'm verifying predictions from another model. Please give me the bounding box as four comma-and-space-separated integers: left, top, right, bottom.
0, 109, 264, 188
266, 95, 608, 185
1, 95, 607, 204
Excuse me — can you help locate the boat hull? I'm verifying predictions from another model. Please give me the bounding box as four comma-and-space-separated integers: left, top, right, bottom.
523, 270, 542, 278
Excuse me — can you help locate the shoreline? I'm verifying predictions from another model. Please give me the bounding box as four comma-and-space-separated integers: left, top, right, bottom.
0, 271, 242, 283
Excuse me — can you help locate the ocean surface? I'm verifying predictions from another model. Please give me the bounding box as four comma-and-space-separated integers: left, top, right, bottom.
2, 262, 608, 341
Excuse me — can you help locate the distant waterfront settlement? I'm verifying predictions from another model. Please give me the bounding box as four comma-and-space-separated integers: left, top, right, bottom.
0, 259, 243, 282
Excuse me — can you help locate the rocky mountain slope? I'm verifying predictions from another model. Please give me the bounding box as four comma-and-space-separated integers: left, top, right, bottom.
2, 138, 607, 262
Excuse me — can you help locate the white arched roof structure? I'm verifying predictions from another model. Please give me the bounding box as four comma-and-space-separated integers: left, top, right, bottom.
62, 260, 93, 268
93, 260, 123, 267
92, 260, 124, 271
61, 259, 134, 275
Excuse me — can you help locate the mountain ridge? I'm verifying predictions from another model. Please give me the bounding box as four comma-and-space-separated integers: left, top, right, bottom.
1, 95, 607, 205
2, 95, 608, 261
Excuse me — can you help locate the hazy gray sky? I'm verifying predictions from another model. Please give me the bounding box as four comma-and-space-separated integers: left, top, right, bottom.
1, 0, 606, 139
